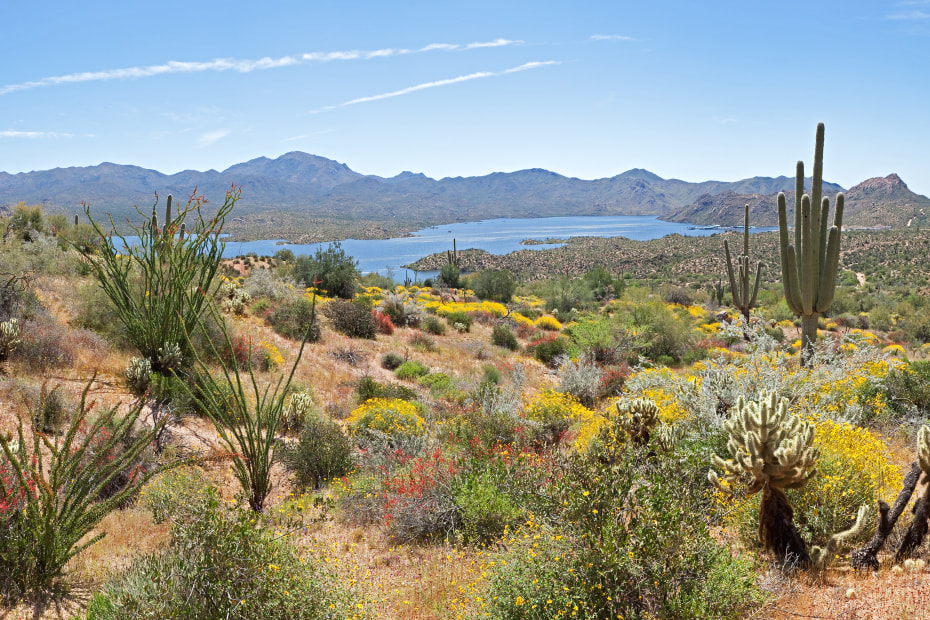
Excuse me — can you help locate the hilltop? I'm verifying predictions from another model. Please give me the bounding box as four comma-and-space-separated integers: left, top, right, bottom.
660, 174, 930, 229
4, 152, 923, 241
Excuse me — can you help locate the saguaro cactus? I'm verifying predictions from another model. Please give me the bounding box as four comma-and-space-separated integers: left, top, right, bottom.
709, 390, 818, 566
777, 123, 844, 366
724, 203, 763, 322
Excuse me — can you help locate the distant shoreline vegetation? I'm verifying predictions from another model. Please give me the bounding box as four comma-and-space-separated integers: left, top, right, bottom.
520, 237, 570, 245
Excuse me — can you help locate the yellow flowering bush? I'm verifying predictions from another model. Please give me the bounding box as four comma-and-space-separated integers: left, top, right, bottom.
883, 344, 906, 357
533, 316, 563, 331
523, 390, 593, 425
347, 398, 425, 437
427, 300, 508, 318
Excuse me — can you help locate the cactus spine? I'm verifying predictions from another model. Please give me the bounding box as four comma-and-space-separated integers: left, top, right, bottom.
724, 204, 763, 321
709, 390, 818, 566
777, 123, 844, 366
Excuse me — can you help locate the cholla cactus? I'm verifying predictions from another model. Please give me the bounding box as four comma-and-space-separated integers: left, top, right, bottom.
156, 342, 183, 373
0, 318, 21, 361
280, 392, 314, 435
619, 398, 660, 446
709, 390, 818, 566
125, 356, 153, 394
655, 423, 684, 453
220, 279, 252, 315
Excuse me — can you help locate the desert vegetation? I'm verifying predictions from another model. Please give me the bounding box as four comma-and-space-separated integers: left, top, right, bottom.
3, 130, 930, 618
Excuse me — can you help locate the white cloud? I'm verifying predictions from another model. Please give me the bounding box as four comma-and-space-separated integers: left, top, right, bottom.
591, 34, 636, 41
311, 60, 560, 113
1, 39, 523, 96
0, 130, 71, 138
197, 129, 231, 147
465, 38, 521, 49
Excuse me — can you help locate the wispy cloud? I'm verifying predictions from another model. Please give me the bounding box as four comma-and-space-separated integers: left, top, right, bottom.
591, 34, 636, 41
0, 130, 72, 138
1, 39, 522, 96
284, 129, 335, 142
197, 129, 231, 147
310, 61, 560, 114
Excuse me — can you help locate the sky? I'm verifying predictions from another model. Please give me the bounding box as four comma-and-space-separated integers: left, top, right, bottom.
2, 1, 929, 195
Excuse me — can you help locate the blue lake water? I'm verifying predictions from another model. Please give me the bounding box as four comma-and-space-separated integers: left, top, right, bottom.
221, 216, 767, 278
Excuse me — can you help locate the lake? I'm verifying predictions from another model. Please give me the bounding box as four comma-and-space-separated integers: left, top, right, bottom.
221, 216, 766, 279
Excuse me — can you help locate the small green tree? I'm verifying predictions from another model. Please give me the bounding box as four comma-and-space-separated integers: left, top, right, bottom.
291, 241, 359, 299
83, 189, 239, 374
471, 269, 517, 303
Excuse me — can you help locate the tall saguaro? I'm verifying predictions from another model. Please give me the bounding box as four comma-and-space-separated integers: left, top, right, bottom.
724, 203, 763, 322
777, 123, 844, 366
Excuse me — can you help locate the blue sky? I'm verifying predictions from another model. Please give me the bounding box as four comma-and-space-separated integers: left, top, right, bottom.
2, 1, 928, 195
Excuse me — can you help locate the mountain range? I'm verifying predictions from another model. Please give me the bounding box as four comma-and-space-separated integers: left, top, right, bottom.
1, 152, 926, 239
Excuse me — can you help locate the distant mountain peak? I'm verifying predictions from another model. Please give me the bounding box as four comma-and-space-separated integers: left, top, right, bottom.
617, 168, 665, 182
848, 173, 907, 193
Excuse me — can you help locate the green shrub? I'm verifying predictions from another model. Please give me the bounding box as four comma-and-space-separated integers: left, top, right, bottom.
92, 490, 355, 619
395, 360, 429, 380
483, 423, 764, 619
421, 315, 447, 336
380, 351, 405, 371
291, 241, 360, 299
356, 375, 418, 403
265, 295, 321, 341
526, 333, 568, 367
322, 299, 377, 339
282, 414, 353, 489
470, 269, 517, 303
491, 325, 519, 351
418, 372, 465, 401
445, 311, 473, 332
139, 466, 211, 524
454, 472, 522, 544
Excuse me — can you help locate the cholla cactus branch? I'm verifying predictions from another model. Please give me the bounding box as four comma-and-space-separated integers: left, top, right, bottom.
851, 461, 922, 570
894, 425, 930, 562
810, 505, 872, 569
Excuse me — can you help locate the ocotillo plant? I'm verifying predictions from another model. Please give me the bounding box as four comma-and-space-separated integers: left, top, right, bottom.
777, 123, 844, 366
709, 390, 818, 566
724, 204, 763, 322
83, 187, 239, 375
